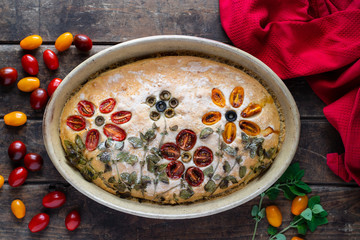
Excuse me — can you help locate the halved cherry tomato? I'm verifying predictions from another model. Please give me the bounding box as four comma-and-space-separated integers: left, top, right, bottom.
17, 77, 40, 92
166, 161, 185, 179
30, 88, 48, 110
8, 140, 27, 162
193, 146, 213, 167
77, 100, 95, 117
99, 98, 116, 113
47, 78, 62, 97
11, 199, 26, 219
65, 210, 81, 231
42, 191, 66, 208
66, 115, 86, 131
8, 167, 28, 187
103, 124, 126, 141
0, 67, 17, 86
74, 34, 93, 52
55, 32, 73, 52
0, 175, 4, 189
161, 143, 180, 161
111, 111, 132, 124
20, 35, 42, 50
43, 49, 59, 70
24, 153, 43, 171
21, 54, 39, 75
176, 129, 197, 151
266, 205, 282, 227
85, 129, 99, 151
185, 167, 204, 186
28, 213, 50, 233
291, 195, 308, 216
4, 111, 27, 126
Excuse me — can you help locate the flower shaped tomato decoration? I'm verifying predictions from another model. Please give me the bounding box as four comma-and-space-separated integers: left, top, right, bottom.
202, 87, 275, 144
66, 98, 132, 151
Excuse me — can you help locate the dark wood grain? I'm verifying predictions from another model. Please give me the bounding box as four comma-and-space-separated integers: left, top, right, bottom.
0, 184, 359, 239
0, 0, 228, 43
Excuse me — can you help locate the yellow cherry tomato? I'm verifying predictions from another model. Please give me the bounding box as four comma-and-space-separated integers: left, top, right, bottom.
17, 77, 40, 92
55, 32, 73, 52
291, 237, 304, 240
11, 199, 26, 219
20, 35, 43, 50
291, 195, 308, 216
4, 111, 27, 126
266, 205, 282, 227
0, 175, 4, 189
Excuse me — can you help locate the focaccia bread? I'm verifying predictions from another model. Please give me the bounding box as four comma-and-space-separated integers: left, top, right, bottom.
60, 55, 283, 204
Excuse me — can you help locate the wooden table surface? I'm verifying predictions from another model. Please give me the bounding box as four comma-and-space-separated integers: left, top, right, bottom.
0, 1, 359, 239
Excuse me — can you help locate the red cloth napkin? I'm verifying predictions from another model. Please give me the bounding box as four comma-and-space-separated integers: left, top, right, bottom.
219, 0, 360, 184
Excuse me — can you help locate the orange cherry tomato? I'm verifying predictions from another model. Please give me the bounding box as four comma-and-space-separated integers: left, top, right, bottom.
11, 199, 26, 219
0, 175, 4, 189
266, 205, 282, 227
20, 35, 42, 50
55, 32, 73, 52
291, 237, 304, 240
17, 77, 40, 92
4, 111, 27, 126
291, 195, 308, 216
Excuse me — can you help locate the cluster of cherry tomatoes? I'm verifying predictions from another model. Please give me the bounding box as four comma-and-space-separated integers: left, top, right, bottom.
1, 32, 93, 126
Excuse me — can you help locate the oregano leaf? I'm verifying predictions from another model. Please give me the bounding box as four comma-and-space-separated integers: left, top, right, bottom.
273, 233, 286, 240
267, 225, 278, 235
297, 223, 308, 235
312, 204, 325, 214
251, 205, 259, 217
258, 208, 265, 218
308, 195, 321, 209
300, 208, 312, 221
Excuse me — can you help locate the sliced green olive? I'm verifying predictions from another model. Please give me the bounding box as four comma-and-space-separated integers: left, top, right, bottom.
150, 111, 160, 121
146, 96, 156, 107
169, 98, 179, 108
164, 108, 175, 118
181, 152, 192, 163
95, 116, 105, 126
160, 90, 171, 101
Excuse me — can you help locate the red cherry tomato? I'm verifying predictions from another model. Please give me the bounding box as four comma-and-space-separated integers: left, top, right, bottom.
47, 78, 62, 97
111, 111, 132, 124
161, 143, 180, 161
166, 161, 185, 179
176, 129, 197, 151
8, 167, 28, 187
8, 140, 27, 162
30, 88, 48, 110
24, 153, 43, 171
77, 100, 95, 117
21, 54, 39, 75
185, 167, 204, 187
66, 115, 86, 131
103, 124, 126, 141
28, 213, 50, 233
65, 210, 81, 231
193, 146, 214, 167
0, 67, 18, 86
42, 191, 66, 208
43, 49, 59, 70
85, 129, 99, 151
74, 34, 93, 52
99, 98, 116, 113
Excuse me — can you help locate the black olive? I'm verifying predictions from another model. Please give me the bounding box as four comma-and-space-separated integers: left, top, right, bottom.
225, 110, 237, 122
146, 96, 156, 107
156, 101, 167, 112
150, 111, 160, 121
181, 152, 192, 163
164, 108, 175, 118
95, 116, 105, 126
160, 90, 171, 101
169, 98, 179, 108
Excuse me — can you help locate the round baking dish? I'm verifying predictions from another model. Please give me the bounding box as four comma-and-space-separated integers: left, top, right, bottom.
43, 35, 300, 219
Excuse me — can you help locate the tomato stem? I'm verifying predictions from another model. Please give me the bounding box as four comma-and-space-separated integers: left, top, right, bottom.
251, 193, 265, 240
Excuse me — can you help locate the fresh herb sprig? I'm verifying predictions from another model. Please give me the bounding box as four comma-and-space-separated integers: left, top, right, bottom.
251, 162, 319, 240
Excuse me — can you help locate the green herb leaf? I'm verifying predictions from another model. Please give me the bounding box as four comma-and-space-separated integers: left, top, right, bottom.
114, 141, 125, 150
289, 185, 306, 196
239, 166, 247, 178
108, 176, 116, 183
223, 161, 231, 173
128, 137, 144, 148
179, 188, 194, 200
226, 175, 238, 184
273, 233, 286, 240
308, 195, 320, 209
159, 171, 169, 184
213, 174, 221, 181
300, 208, 312, 221
200, 127, 214, 139
97, 151, 111, 163
204, 180, 216, 192
235, 156, 243, 164
129, 171, 137, 185
144, 129, 156, 141
75, 135, 85, 150
312, 204, 325, 214
125, 154, 138, 166
297, 223, 308, 235
267, 225, 278, 235
258, 208, 265, 218
219, 178, 229, 189
295, 181, 312, 193
266, 188, 280, 201
251, 205, 259, 217
223, 145, 237, 157
203, 166, 214, 178
157, 163, 168, 172
120, 172, 130, 182
314, 215, 328, 227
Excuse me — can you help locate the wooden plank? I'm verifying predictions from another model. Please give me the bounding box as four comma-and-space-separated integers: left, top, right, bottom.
0, 45, 325, 118
0, 119, 347, 184
0, 0, 229, 43
0, 184, 358, 239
